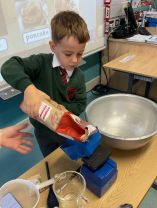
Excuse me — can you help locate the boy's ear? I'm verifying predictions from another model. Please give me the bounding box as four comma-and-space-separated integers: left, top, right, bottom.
49, 41, 56, 52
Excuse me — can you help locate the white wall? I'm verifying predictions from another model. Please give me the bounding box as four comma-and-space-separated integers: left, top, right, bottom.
110, 0, 128, 18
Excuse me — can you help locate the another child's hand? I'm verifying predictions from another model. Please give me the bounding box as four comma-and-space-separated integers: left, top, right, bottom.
0, 123, 33, 154
21, 84, 51, 118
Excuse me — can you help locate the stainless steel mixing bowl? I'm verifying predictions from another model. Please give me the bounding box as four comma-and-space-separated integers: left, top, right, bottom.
85, 94, 157, 150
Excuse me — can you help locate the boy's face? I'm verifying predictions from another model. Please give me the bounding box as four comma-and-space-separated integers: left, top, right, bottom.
49, 36, 86, 71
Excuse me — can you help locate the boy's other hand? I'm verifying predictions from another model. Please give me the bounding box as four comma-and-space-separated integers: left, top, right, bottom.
21, 84, 51, 118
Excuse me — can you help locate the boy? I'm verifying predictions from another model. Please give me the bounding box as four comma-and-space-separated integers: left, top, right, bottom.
1, 11, 90, 157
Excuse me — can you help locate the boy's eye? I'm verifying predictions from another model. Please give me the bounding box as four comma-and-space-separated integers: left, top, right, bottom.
78, 53, 83, 57
65, 53, 72, 57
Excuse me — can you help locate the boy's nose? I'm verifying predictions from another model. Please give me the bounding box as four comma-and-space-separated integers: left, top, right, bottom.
72, 56, 78, 64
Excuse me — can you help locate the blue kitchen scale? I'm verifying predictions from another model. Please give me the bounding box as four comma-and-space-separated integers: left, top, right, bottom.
61, 130, 118, 197
80, 157, 117, 197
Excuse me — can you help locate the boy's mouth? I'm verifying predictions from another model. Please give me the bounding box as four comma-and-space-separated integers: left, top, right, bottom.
70, 65, 77, 68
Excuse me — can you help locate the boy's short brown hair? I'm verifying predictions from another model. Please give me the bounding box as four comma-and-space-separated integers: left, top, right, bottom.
51, 10, 90, 43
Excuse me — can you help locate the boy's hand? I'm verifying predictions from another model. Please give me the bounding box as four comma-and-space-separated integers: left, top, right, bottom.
21, 84, 51, 118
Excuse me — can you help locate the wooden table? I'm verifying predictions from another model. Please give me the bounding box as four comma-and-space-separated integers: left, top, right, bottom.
102, 31, 157, 100
103, 52, 157, 97
20, 134, 157, 208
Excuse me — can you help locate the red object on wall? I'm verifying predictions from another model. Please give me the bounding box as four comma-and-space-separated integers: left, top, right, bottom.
104, 0, 111, 35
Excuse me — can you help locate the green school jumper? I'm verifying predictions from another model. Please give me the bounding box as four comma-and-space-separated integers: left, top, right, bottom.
1, 53, 87, 156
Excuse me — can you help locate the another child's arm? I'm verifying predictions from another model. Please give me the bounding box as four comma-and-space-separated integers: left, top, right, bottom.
0, 123, 33, 154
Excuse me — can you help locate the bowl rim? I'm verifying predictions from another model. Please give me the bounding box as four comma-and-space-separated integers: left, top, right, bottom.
99, 129, 157, 141
85, 93, 157, 141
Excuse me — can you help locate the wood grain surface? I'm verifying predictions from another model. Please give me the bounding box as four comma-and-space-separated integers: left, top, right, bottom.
20, 134, 157, 208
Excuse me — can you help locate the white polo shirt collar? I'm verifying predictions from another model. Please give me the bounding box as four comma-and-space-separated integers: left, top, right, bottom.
52, 54, 73, 78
